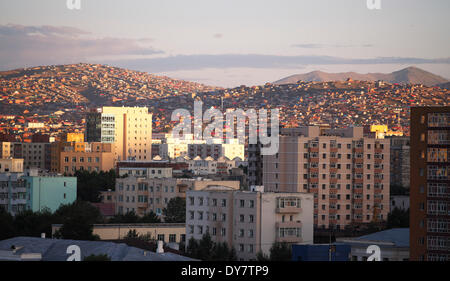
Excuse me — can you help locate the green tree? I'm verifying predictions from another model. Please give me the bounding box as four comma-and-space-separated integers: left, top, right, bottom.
125, 229, 139, 239
387, 208, 409, 229
186, 237, 199, 258
139, 211, 161, 223
162, 197, 186, 223
256, 251, 270, 261
109, 211, 139, 223
55, 201, 103, 240
75, 169, 116, 202
83, 254, 111, 261
269, 242, 292, 261
197, 232, 214, 260
0, 206, 15, 240
13, 208, 54, 238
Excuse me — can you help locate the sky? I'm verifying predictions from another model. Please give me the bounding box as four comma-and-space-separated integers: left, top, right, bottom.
0, 0, 449, 87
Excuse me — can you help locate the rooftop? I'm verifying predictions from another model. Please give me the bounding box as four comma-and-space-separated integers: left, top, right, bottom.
0, 237, 195, 261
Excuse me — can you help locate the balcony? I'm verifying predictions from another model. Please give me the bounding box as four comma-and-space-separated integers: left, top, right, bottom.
276, 221, 302, 229
276, 235, 303, 243
276, 206, 302, 214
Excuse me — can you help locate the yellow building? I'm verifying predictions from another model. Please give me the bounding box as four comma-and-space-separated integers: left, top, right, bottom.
52, 223, 186, 243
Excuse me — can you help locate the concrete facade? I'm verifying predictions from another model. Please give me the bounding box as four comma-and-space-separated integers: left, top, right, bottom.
185, 186, 314, 261
263, 126, 390, 229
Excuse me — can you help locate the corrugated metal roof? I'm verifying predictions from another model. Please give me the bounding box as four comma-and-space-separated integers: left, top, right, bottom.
0, 237, 195, 261
352, 228, 409, 247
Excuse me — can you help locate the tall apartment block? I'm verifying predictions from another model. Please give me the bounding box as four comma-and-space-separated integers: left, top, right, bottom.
86, 106, 152, 161
248, 143, 263, 188
389, 136, 410, 189
263, 126, 390, 229
410, 107, 449, 261
186, 186, 314, 261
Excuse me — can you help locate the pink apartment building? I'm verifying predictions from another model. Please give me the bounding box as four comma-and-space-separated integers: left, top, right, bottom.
263, 126, 390, 229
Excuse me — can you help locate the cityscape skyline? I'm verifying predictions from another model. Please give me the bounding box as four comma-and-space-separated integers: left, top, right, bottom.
1, 0, 449, 87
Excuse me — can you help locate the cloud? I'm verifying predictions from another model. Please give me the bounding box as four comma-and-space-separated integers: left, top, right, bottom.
213, 33, 223, 39
0, 24, 163, 69
104, 54, 450, 73
292, 43, 374, 49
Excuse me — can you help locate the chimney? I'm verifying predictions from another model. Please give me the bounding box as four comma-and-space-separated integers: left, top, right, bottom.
156, 240, 164, 254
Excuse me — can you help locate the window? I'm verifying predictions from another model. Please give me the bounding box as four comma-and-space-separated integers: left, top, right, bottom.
240, 200, 245, 207
157, 234, 165, 241
169, 234, 176, 243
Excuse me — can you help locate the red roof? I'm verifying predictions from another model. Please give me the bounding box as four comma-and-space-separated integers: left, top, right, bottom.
91, 203, 116, 217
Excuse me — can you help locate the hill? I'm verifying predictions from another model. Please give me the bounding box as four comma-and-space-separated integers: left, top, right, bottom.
0, 63, 218, 113
274, 67, 449, 86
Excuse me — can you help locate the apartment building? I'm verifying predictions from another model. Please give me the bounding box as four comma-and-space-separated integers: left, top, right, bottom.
58, 142, 115, 174
0, 171, 76, 216
0, 158, 23, 173
86, 106, 152, 161
410, 107, 449, 261
116, 161, 188, 178
263, 126, 390, 229
185, 186, 314, 261
52, 223, 186, 243
188, 138, 245, 161
113, 176, 240, 217
1, 142, 51, 171
389, 136, 410, 189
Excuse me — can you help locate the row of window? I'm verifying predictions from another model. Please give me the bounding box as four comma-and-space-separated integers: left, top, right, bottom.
314, 214, 384, 221
64, 157, 100, 163
188, 225, 227, 237
118, 183, 175, 193
304, 142, 385, 150
304, 183, 385, 190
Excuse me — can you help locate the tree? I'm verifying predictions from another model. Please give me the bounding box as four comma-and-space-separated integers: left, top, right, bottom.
186, 234, 237, 261
269, 242, 292, 261
109, 211, 139, 223
256, 251, 270, 261
387, 208, 409, 229
125, 229, 139, 239
197, 232, 214, 260
163, 197, 186, 223
0, 206, 15, 240
83, 254, 111, 261
75, 169, 116, 202
55, 201, 103, 240
186, 237, 199, 258
13, 208, 54, 238
139, 211, 161, 223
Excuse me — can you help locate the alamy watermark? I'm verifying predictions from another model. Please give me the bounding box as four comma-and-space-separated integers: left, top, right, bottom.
367, 0, 381, 10
66, 0, 81, 10
171, 100, 279, 155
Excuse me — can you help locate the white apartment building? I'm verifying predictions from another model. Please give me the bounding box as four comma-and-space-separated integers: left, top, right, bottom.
186, 187, 314, 261
113, 176, 240, 217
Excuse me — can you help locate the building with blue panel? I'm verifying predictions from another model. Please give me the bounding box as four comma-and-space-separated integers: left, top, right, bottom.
25, 176, 77, 213
292, 244, 351, 261
0, 172, 76, 215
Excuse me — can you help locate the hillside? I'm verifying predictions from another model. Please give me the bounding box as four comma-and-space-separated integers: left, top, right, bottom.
274, 67, 449, 86
0, 63, 218, 113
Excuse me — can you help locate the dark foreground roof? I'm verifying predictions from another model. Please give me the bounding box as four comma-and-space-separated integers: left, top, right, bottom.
0, 236, 195, 261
